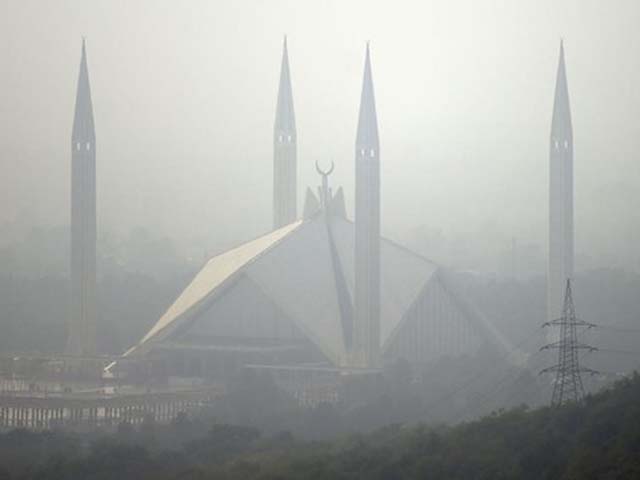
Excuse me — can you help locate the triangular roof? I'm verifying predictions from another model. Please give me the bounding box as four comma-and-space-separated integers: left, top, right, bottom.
134, 221, 303, 349
126, 213, 514, 365
126, 212, 439, 363
329, 216, 438, 344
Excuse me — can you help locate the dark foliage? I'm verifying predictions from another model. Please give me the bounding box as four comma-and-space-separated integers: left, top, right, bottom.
0, 373, 638, 479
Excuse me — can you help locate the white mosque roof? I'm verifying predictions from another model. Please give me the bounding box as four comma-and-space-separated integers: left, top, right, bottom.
329, 217, 439, 344
132, 220, 303, 349
126, 211, 512, 365
246, 217, 347, 363
126, 212, 440, 364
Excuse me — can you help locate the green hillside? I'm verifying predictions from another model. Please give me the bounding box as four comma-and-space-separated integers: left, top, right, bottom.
1, 373, 639, 480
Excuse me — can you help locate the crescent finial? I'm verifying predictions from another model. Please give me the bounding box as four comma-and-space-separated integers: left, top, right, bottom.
315, 160, 335, 177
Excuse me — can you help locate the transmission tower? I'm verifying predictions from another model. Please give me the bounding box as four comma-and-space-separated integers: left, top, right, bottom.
541, 279, 597, 406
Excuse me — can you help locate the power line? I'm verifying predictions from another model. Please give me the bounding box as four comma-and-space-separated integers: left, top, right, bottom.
453, 338, 553, 420
597, 325, 640, 334
596, 348, 640, 356
540, 279, 597, 406
463, 333, 636, 419
422, 325, 544, 419
438, 304, 635, 420
462, 359, 540, 418
462, 321, 600, 419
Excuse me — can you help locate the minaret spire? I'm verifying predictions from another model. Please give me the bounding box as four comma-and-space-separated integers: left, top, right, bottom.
353, 43, 381, 368
356, 43, 379, 151
72, 38, 95, 143
68, 39, 97, 357
273, 35, 297, 229
551, 40, 572, 144
548, 40, 574, 331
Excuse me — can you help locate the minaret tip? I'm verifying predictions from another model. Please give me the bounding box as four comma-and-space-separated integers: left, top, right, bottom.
80, 37, 88, 64
72, 35, 95, 142
356, 41, 378, 149
273, 33, 297, 229
274, 34, 295, 135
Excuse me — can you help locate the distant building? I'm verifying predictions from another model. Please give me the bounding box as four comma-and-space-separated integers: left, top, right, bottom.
122, 188, 512, 373
117, 46, 513, 390
67, 40, 97, 356
548, 42, 574, 324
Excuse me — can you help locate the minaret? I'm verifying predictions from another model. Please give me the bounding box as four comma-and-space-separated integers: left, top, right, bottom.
548, 41, 574, 325
354, 44, 380, 368
273, 36, 297, 230
67, 39, 97, 356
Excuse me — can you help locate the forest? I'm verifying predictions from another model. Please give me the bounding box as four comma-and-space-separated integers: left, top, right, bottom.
0, 371, 637, 479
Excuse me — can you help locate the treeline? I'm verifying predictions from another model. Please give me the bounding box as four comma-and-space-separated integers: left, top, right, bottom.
0, 372, 638, 479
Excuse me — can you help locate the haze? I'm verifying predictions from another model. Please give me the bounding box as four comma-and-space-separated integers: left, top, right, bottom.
2, 0, 639, 272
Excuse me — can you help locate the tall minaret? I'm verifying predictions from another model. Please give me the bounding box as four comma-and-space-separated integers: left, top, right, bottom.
548, 41, 574, 325
67, 39, 97, 356
354, 44, 380, 368
273, 36, 297, 230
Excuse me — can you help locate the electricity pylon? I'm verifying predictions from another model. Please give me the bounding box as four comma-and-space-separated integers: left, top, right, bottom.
541, 279, 597, 406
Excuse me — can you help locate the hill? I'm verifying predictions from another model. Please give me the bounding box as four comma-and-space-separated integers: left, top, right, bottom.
0, 372, 638, 479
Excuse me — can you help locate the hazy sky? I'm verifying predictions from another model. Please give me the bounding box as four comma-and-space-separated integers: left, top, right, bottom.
2, 0, 639, 269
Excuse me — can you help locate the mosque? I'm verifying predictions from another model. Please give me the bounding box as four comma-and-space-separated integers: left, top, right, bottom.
0, 35, 575, 428
109, 39, 514, 390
